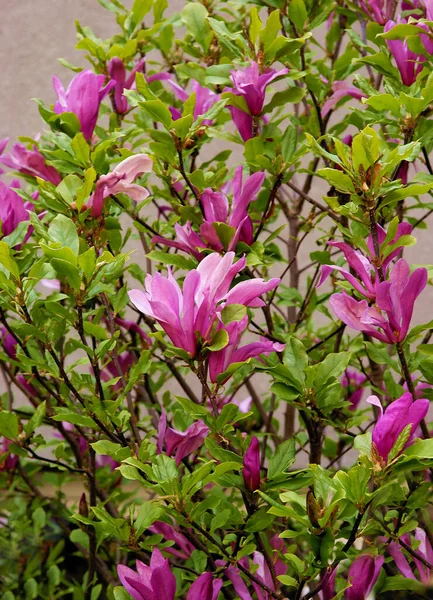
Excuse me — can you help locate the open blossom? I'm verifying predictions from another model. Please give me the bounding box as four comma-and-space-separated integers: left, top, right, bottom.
243, 436, 261, 492
329, 258, 427, 344
318, 222, 413, 300
321, 80, 367, 117
117, 548, 176, 600
0, 180, 34, 237
168, 79, 218, 124
157, 410, 209, 465
341, 368, 367, 410
227, 61, 288, 141
384, 18, 433, 86
387, 527, 433, 584
88, 154, 152, 217
53, 70, 115, 141
346, 554, 384, 600
208, 316, 284, 383
128, 252, 280, 357
0, 140, 61, 185
153, 167, 265, 258
368, 392, 429, 462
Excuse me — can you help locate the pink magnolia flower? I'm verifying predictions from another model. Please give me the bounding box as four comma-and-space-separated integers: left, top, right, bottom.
319, 567, 338, 600
208, 316, 285, 383
341, 368, 367, 410
0, 139, 61, 185
227, 61, 288, 140
107, 57, 146, 114
357, 0, 393, 23
385, 18, 433, 86
329, 258, 427, 344
114, 316, 152, 346
153, 167, 265, 257
0, 180, 34, 237
157, 410, 209, 466
53, 70, 115, 141
243, 436, 261, 492
318, 222, 413, 300
187, 572, 223, 600
88, 154, 153, 217
387, 527, 433, 584
368, 392, 429, 462
168, 79, 219, 124
346, 554, 384, 600
220, 550, 285, 600
0, 438, 18, 472
117, 548, 176, 600
128, 252, 280, 357
321, 80, 367, 117
149, 520, 195, 560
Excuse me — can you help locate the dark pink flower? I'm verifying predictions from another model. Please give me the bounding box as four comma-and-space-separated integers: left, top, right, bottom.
157, 410, 209, 466
385, 18, 433, 86
149, 520, 195, 560
168, 79, 218, 124
53, 70, 115, 141
117, 548, 176, 600
0, 139, 61, 185
0, 438, 18, 472
107, 57, 145, 114
357, 0, 393, 23
187, 572, 222, 600
368, 392, 429, 462
243, 436, 261, 492
387, 527, 433, 584
0, 180, 33, 237
345, 554, 384, 600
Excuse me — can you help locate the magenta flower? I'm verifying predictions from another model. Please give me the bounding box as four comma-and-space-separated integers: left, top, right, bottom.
319, 567, 337, 600
341, 368, 367, 410
187, 572, 223, 600
114, 316, 152, 346
107, 57, 145, 114
129, 252, 280, 357
243, 436, 261, 492
0, 438, 18, 472
227, 61, 288, 140
0, 139, 61, 185
318, 222, 413, 300
387, 527, 433, 584
321, 80, 367, 117
357, 0, 393, 23
329, 259, 427, 344
149, 520, 195, 560
53, 70, 115, 141
208, 317, 284, 383
117, 548, 176, 600
154, 167, 265, 258
0, 180, 34, 237
368, 392, 429, 462
157, 410, 209, 466
230, 62, 288, 117
168, 79, 218, 124
346, 555, 384, 600
221, 551, 283, 600
1, 326, 37, 398
384, 18, 433, 86
88, 154, 152, 217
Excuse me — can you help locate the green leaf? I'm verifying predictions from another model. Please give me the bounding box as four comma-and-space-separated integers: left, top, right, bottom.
175, 396, 209, 418
207, 329, 229, 352
221, 304, 247, 324
24, 402, 46, 435
403, 439, 433, 458
0, 242, 20, 280
314, 352, 351, 388
212, 222, 236, 250
0, 411, 19, 439
268, 438, 296, 479
113, 588, 131, 600
134, 502, 164, 537
48, 214, 79, 255
182, 3, 211, 51
288, 0, 308, 32
263, 88, 305, 114
317, 168, 355, 193
146, 250, 197, 270
277, 575, 297, 588
71, 132, 90, 165
140, 100, 172, 129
